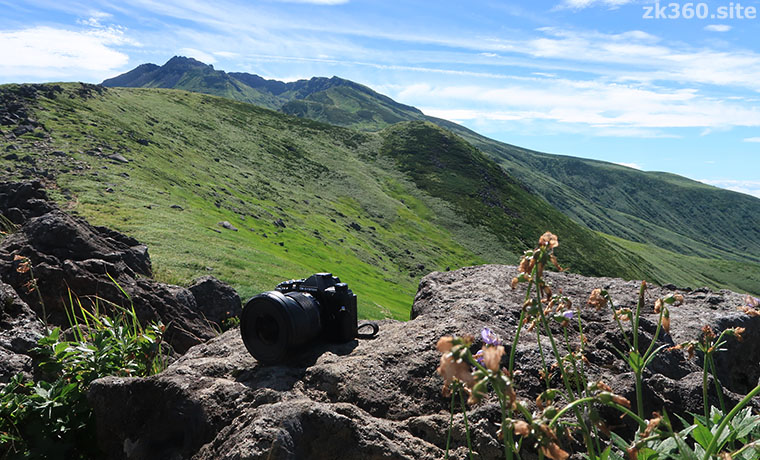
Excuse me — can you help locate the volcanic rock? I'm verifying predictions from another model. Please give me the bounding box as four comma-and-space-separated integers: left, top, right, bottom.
0, 181, 237, 353
87, 265, 760, 459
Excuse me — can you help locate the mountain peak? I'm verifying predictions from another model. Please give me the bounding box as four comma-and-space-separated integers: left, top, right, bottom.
164, 55, 213, 70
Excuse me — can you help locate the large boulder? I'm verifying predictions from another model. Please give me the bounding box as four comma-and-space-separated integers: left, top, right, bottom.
188, 275, 242, 325
87, 265, 760, 459
0, 181, 239, 353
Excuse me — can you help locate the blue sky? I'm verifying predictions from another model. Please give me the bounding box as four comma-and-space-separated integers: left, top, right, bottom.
1, 0, 759, 198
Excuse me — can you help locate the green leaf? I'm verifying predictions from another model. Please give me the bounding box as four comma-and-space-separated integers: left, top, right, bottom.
690, 420, 712, 449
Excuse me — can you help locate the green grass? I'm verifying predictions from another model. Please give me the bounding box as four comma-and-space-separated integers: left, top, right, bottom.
2, 84, 502, 320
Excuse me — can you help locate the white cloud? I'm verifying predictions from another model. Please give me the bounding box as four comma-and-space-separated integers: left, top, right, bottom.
744, 137, 760, 143
178, 47, 217, 64
704, 24, 732, 32
401, 79, 760, 132
698, 180, 760, 199
213, 51, 239, 58
615, 162, 642, 170
0, 26, 132, 81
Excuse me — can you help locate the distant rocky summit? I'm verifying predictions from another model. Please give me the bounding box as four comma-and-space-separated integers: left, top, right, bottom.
0, 181, 758, 459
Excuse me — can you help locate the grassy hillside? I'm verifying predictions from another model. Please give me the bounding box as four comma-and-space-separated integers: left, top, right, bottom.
433, 119, 760, 263
4, 83, 620, 320
103, 59, 760, 290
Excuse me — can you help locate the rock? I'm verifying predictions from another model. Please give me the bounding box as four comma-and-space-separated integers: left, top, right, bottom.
273, 218, 286, 228
0, 181, 220, 354
348, 222, 361, 231
108, 153, 129, 163
4, 152, 18, 160
217, 221, 238, 231
85, 264, 760, 459
170, 204, 183, 210
188, 276, 241, 325
0, 281, 43, 383
51, 150, 66, 157
136, 139, 149, 146
5, 144, 18, 152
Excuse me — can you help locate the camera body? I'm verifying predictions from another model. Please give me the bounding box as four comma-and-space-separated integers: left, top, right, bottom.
240, 273, 358, 363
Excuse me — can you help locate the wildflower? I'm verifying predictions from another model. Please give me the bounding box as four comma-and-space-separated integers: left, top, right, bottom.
437, 353, 475, 396
562, 310, 574, 320
642, 412, 662, 437
673, 293, 684, 304
14, 254, 31, 274
727, 327, 745, 342
511, 277, 519, 289
436, 336, 454, 353
662, 308, 670, 334
654, 298, 662, 314
482, 345, 505, 372
513, 420, 531, 436
481, 327, 501, 346
519, 255, 535, 275
538, 232, 559, 250
473, 349, 484, 365
587, 289, 607, 310
747, 295, 760, 308
540, 442, 569, 460
700, 325, 716, 344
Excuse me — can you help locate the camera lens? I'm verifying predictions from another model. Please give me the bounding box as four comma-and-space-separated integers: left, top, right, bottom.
240, 290, 322, 363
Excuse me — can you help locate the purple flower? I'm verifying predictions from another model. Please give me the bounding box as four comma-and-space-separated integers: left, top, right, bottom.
474, 349, 485, 366
481, 327, 501, 346
747, 295, 760, 308
563, 311, 575, 320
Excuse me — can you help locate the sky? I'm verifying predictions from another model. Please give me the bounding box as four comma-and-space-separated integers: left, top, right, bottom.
1, 0, 759, 198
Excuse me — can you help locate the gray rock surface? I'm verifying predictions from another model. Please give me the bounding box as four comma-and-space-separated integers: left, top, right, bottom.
188, 275, 242, 325
0, 181, 237, 353
87, 265, 760, 460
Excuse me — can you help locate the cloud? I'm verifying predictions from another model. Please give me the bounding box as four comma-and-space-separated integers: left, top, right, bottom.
400, 79, 760, 133
615, 162, 642, 170
0, 26, 132, 81
704, 24, 732, 32
178, 47, 217, 64
744, 137, 760, 143
698, 180, 760, 199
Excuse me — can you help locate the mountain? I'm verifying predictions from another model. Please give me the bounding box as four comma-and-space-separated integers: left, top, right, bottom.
102, 57, 760, 295
103, 56, 425, 130
2, 83, 674, 321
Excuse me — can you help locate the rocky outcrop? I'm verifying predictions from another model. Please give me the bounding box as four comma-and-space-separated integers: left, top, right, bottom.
0, 181, 239, 362
87, 265, 760, 460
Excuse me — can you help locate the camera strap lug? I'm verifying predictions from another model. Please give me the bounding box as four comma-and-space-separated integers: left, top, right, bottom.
356, 321, 379, 339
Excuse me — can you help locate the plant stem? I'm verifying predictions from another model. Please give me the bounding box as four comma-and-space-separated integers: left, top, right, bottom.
635, 371, 644, 421
445, 391, 455, 460
458, 389, 475, 460
702, 383, 760, 460
708, 355, 726, 416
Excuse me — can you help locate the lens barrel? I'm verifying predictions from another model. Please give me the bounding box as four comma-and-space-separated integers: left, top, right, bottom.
240, 290, 322, 363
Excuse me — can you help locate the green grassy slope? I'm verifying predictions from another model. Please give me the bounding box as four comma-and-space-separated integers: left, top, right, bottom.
432, 119, 760, 264
2, 84, 585, 320
103, 60, 760, 286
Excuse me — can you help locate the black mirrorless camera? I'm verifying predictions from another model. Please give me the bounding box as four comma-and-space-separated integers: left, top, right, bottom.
240, 273, 358, 363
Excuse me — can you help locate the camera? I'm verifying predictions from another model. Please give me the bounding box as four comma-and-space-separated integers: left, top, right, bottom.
240, 273, 358, 363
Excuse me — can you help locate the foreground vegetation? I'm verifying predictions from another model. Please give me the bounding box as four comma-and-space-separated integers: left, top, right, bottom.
0, 273, 165, 459
436, 233, 760, 459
